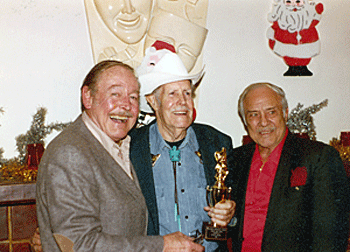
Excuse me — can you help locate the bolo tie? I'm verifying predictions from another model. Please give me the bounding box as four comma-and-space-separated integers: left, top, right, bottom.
169, 146, 181, 232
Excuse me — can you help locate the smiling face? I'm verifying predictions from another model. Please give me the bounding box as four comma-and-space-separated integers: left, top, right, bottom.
243, 86, 288, 156
146, 80, 193, 141
93, 0, 153, 44
82, 65, 139, 142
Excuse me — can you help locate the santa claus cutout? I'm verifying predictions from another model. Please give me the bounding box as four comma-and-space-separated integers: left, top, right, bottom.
267, 0, 324, 76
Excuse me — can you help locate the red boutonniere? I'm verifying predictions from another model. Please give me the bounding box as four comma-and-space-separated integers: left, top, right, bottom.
290, 166, 307, 188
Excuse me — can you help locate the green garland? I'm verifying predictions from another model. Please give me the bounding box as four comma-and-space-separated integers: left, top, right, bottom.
287, 99, 328, 140
0, 107, 71, 165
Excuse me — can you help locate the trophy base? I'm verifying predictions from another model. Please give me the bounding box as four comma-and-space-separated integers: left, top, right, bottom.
202, 222, 228, 241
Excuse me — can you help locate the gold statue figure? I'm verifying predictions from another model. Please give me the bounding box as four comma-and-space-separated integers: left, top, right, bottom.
204, 147, 231, 241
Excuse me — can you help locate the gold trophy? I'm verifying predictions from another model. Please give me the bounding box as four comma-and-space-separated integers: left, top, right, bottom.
203, 147, 232, 241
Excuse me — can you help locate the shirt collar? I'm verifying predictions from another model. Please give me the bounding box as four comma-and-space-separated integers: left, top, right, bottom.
253, 128, 288, 165
149, 123, 198, 154
82, 111, 131, 154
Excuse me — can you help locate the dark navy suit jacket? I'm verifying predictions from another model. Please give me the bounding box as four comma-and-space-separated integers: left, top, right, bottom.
129, 121, 234, 243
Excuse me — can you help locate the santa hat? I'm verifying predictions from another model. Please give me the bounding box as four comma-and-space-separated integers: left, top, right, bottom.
136, 40, 203, 113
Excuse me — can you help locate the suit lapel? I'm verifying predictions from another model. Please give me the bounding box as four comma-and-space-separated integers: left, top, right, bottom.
262, 133, 301, 243
235, 143, 256, 240
130, 124, 160, 235
194, 125, 214, 185
78, 117, 143, 201
101, 146, 143, 201
193, 124, 225, 186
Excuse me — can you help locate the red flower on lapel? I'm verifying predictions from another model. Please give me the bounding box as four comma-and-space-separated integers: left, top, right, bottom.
290, 166, 307, 187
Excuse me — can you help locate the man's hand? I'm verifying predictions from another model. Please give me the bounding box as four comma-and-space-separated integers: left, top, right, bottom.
204, 200, 236, 226
163, 231, 204, 252
30, 227, 42, 252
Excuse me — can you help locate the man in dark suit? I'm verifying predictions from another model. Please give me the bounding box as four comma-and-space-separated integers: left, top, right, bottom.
130, 42, 236, 252
231, 82, 349, 251
36, 60, 204, 252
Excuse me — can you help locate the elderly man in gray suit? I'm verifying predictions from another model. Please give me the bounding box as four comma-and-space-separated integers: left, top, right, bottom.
36, 60, 204, 252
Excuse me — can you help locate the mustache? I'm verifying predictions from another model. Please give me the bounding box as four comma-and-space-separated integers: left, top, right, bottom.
258, 126, 275, 133
170, 106, 191, 113
110, 111, 134, 118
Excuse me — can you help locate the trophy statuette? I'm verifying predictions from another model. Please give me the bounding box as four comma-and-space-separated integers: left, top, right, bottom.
203, 147, 232, 241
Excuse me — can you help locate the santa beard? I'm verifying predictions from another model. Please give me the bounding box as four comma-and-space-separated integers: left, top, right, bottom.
268, 0, 318, 33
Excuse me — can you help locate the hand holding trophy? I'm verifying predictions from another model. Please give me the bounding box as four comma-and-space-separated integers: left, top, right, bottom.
203, 147, 232, 241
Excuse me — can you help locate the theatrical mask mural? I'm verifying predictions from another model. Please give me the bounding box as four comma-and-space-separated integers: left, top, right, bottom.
156, 0, 208, 27
267, 0, 323, 76
144, 8, 208, 72
84, 0, 208, 73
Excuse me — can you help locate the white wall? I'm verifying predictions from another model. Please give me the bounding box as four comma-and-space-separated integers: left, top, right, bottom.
0, 0, 349, 158
0, 1, 93, 158
197, 0, 350, 147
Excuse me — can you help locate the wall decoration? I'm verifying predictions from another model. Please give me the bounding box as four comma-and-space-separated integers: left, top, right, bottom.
143, 8, 208, 73
156, 0, 208, 27
84, 0, 154, 67
267, 0, 324, 76
84, 0, 208, 73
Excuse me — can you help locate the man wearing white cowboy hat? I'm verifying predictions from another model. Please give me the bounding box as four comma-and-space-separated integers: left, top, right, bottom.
130, 41, 236, 251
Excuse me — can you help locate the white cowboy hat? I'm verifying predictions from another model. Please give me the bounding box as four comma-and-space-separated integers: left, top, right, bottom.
136, 42, 203, 113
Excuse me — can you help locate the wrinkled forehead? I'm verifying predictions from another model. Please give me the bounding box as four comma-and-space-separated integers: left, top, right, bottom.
244, 86, 282, 109
157, 79, 192, 93
97, 66, 138, 89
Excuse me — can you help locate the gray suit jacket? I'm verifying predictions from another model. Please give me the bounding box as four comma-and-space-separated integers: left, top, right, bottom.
36, 115, 164, 251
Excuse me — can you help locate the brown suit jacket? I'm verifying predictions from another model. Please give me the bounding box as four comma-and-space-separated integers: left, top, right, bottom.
36, 115, 164, 251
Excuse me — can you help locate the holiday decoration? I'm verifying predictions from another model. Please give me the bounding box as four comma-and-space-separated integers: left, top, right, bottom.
340, 132, 350, 147
286, 99, 328, 140
330, 134, 350, 178
0, 107, 71, 183
267, 0, 324, 76
15, 107, 70, 164
0, 159, 36, 183
0, 107, 5, 165
26, 143, 45, 170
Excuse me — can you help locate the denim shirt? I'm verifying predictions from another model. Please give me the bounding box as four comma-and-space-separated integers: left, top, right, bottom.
149, 123, 218, 251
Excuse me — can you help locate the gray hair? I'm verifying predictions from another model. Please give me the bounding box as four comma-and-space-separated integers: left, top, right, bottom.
238, 82, 288, 125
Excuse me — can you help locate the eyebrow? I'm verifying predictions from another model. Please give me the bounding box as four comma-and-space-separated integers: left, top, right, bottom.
246, 110, 258, 114
246, 106, 277, 112
108, 85, 140, 94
